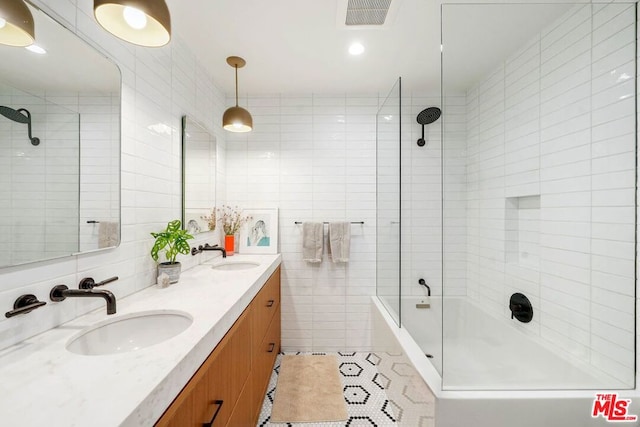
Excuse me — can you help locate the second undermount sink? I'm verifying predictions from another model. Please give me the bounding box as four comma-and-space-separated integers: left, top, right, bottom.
66, 310, 193, 356
211, 261, 260, 271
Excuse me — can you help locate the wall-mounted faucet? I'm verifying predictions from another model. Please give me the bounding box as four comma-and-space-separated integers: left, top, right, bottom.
418, 278, 431, 296
191, 243, 226, 258
50, 276, 118, 315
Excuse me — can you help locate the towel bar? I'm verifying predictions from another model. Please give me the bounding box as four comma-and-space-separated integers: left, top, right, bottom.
294, 221, 364, 225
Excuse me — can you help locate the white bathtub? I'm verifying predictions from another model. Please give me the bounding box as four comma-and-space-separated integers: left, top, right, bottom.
372, 296, 640, 427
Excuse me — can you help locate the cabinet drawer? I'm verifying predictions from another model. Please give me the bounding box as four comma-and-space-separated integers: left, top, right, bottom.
251, 267, 280, 360
252, 304, 281, 410
200, 309, 251, 427
156, 308, 251, 427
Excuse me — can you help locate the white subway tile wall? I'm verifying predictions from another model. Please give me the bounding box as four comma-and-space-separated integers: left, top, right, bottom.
461, 3, 636, 384
406, 94, 467, 300
78, 92, 120, 252
225, 93, 378, 352
224, 90, 466, 351
0, 86, 80, 265
0, 0, 227, 350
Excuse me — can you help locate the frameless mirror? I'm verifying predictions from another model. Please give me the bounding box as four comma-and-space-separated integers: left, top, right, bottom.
182, 116, 216, 235
0, 5, 121, 268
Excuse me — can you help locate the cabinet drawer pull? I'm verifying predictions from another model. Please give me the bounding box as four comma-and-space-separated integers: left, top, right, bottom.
268, 343, 275, 353
266, 299, 275, 307
203, 399, 223, 427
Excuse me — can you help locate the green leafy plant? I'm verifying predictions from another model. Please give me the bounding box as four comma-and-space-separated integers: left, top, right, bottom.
150, 220, 194, 264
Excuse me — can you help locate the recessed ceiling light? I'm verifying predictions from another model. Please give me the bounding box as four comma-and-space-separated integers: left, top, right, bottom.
349, 42, 364, 55
25, 44, 46, 54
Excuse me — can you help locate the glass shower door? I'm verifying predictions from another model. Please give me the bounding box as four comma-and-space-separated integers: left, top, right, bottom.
441, 2, 636, 390
376, 78, 401, 325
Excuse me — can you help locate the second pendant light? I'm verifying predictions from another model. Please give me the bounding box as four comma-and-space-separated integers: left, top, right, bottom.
223, 56, 253, 133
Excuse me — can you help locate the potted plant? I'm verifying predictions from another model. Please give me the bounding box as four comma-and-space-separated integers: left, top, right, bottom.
150, 219, 194, 283
217, 205, 251, 256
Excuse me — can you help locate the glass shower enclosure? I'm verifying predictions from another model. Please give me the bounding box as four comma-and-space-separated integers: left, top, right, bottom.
375, 2, 637, 395
376, 77, 402, 326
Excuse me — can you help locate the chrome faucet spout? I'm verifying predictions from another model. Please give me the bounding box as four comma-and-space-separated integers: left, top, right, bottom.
50, 285, 117, 315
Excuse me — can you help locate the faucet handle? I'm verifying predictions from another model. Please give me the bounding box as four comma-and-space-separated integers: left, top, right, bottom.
79, 276, 119, 289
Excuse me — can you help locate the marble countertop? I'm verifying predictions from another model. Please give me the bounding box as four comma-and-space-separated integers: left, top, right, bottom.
0, 254, 281, 427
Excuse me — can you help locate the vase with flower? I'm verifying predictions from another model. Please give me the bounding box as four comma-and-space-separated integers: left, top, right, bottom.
217, 205, 251, 256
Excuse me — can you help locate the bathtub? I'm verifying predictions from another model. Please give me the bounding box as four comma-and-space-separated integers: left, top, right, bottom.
371, 296, 639, 427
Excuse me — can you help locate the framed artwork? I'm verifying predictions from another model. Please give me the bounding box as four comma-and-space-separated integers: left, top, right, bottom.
184, 209, 212, 235
240, 208, 279, 254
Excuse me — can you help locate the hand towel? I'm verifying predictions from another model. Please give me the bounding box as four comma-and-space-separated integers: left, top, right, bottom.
98, 221, 119, 248
329, 222, 350, 263
302, 222, 323, 263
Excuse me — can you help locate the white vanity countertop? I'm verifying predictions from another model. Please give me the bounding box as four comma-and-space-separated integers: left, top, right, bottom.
0, 254, 281, 427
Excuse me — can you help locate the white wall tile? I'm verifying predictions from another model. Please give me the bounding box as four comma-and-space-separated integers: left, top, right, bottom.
465, 2, 636, 385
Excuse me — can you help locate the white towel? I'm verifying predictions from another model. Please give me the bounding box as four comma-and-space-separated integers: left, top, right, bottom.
329, 222, 350, 263
98, 221, 119, 248
302, 222, 323, 263
98, 221, 120, 248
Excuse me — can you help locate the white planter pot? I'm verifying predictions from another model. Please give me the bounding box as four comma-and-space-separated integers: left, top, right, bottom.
158, 262, 181, 284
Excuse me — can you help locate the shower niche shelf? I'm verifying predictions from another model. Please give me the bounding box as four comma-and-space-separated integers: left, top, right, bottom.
505, 195, 540, 270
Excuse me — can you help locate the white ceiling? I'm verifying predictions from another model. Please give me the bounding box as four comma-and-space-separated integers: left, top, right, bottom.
167, 0, 575, 96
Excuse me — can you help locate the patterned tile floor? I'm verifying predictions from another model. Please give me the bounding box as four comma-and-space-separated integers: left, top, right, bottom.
257, 352, 398, 427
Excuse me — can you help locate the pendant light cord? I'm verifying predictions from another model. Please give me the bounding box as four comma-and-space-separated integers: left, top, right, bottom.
235, 65, 239, 107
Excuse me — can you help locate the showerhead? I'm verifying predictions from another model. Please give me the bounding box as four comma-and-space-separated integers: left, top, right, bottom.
0, 106, 29, 124
0, 106, 40, 146
416, 106, 441, 147
416, 107, 441, 126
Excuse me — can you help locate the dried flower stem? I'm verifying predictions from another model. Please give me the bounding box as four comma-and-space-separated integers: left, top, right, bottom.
217, 205, 252, 236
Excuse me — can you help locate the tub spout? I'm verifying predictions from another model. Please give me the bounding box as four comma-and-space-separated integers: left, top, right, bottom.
418, 278, 431, 296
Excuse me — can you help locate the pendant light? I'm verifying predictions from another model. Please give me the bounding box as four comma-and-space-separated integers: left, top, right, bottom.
223, 56, 253, 133
94, 0, 171, 47
0, 0, 34, 47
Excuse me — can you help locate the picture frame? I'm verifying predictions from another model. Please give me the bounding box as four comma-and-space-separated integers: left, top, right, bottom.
240, 208, 279, 254
184, 208, 213, 236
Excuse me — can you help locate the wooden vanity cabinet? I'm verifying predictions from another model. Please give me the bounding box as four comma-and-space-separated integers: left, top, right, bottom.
155, 266, 281, 427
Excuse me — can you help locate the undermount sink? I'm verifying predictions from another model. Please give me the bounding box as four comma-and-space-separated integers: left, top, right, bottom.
211, 261, 260, 271
67, 310, 193, 356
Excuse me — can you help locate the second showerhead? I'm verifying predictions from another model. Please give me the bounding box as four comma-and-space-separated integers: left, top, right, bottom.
416, 106, 441, 147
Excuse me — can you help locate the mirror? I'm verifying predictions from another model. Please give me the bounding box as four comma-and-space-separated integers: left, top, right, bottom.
182, 116, 217, 235
0, 5, 121, 268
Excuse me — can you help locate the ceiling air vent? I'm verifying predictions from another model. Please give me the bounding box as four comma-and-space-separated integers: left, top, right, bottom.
345, 0, 393, 26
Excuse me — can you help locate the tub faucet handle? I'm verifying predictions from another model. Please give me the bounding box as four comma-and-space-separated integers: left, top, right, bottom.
509, 293, 533, 323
